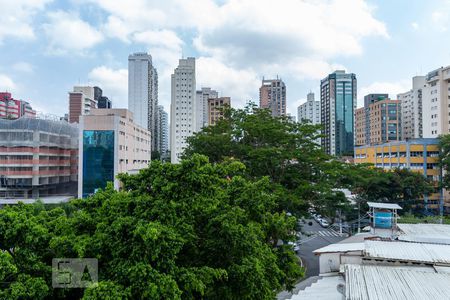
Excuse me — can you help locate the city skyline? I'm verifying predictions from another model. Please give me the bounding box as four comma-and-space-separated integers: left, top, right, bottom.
1, 1, 450, 118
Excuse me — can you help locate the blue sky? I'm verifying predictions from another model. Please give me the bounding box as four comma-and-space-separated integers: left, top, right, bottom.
1, 0, 450, 119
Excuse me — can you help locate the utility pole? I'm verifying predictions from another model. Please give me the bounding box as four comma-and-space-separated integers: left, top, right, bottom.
357, 200, 361, 233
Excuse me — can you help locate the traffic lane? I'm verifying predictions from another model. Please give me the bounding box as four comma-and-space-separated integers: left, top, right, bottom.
298, 218, 331, 239
298, 220, 345, 279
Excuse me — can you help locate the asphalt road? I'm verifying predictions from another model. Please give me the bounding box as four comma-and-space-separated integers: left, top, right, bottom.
296, 218, 346, 277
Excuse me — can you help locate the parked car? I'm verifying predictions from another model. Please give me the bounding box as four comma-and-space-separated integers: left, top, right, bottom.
320, 219, 330, 228
288, 241, 300, 254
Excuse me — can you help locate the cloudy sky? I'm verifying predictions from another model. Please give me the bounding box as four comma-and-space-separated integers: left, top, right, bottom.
1, 0, 450, 118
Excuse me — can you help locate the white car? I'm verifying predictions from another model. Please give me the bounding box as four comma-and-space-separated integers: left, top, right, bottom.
320, 219, 330, 228
288, 241, 300, 253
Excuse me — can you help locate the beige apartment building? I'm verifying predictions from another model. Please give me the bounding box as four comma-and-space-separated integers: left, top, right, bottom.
208, 97, 230, 126
355, 107, 366, 146
354, 95, 401, 146
259, 78, 286, 116
78, 109, 151, 198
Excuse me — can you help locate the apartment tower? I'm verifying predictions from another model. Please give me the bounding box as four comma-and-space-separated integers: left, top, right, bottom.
398, 76, 425, 140
259, 78, 286, 116
170, 57, 196, 163
355, 94, 401, 146
128, 52, 158, 153
195, 87, 218, 131
297, 92, 320, 124
208, 97, 231, 126
422, 66, 450, 137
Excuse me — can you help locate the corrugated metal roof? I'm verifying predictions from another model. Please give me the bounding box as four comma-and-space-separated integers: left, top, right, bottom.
367, 202, 402, 209
364, 240, 450, 264
397, 224, 450, 245
344, 264, 450, 300
313, 243, 365, 254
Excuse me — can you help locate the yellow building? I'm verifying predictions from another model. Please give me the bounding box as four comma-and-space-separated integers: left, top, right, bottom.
354, 139, 449, 214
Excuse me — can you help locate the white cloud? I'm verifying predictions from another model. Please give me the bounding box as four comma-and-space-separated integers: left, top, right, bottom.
88, 66, 128, 108
12, 62, 34, 73
432, 11, 449, 31
193, 0, 388, 68
197, 57, 260, 108
132, 29, 184, 68
0, 0, 52, 43
43, 10, 104, 54
0, 74, 17, 91
358, 80, 410, 108
411, 22, 419, 30
86, 0, 387, 115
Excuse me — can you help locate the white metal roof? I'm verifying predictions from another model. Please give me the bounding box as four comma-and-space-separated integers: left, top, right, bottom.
397, 223, 450, 245
367, 202, 402, 209
0, 196, 73, 205
344, 264, 450, 300
289, 275, 344, 300
364, 240, 450, 264
313, 242, 365, 254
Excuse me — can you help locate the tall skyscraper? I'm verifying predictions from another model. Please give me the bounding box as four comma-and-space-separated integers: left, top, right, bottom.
128, 52, 158, 152
297, 92, 320, 124
320, 70, 357, 156
421, 66, 450, 137
156, 105, 169, 160
355, 94, 401, 146
398, 76, 425, 140
259, 78, 286, 116
170, 57, 196, 163
195, 87, 218, 131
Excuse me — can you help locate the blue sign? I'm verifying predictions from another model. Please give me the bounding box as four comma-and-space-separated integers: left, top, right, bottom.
374, 212, 392, 228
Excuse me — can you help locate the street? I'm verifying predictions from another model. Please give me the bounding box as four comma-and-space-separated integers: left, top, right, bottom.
297, 218, 346, 277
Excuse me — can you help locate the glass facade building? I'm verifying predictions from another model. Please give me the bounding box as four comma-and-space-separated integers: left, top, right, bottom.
82, 130, 114, 198
321, 71, 357, 156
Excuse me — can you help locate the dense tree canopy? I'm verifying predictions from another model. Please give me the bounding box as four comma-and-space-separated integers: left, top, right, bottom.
440, 134, 450, 189
0, 155, 302, 299
184, 105, 434, 217
183, 105, 352, 216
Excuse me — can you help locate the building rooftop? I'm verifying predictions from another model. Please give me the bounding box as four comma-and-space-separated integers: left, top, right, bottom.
397, 223, 450, 245
313, 242, 365, 254
367, 202, 402, 209
288, 275, 344, 300
365, 240, 450, 265
0, 196, 73, 205
344, 264, 450, 300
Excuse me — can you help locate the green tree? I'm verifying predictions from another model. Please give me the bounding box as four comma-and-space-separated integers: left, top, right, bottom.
0, 155, 303, 299
439, 134, 450, 188
347, 164, 433, 213
183, 105, 349, 216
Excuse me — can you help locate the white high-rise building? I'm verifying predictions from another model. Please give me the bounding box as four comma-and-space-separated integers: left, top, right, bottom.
196, 87, 218, 131
157, 105, 169, 160
128, 52, 158, 152
398, 76, 425, 140
422, 66, 450, 137
171, 57, 196, 163
297, 92, 320, 124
